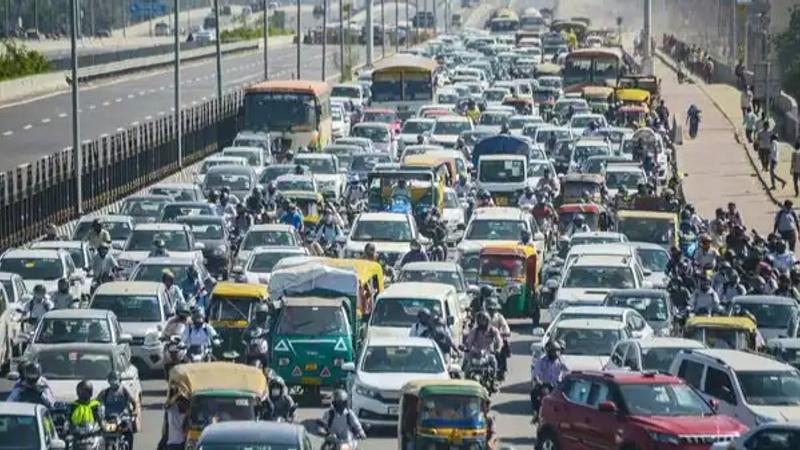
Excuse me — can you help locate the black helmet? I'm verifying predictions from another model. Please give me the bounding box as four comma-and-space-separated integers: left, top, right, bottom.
175, 301, 190, 317
417, 307, 431, 323
76, 379, 93, 402
269, 376, 286, 397
480, 285, 494, 299
332, 388, 348, 413
153, 238, 166, 249
254, 303, 269, 321
573, 214, 585, 225
476, 311, 490, 328
486, 298, 501, 311
479, 189, 491, 200
545, 340, 562, 352
22, 361, 41, 384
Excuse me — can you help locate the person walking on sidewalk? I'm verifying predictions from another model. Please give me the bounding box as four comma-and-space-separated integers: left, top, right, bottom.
743, 107, 758, 143
792, 142, 800, 197
775, 200, 800, 252
735, 60, 746, 89
757, 122, 773, 171
769, 134, 787, 190
704, 57, 715, 83
741, 86, 753, 117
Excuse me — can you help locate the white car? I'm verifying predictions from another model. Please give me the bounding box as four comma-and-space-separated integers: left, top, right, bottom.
397, 261, 473, 310
71, 214, 135, 250
332, 82, 367, 109
533, 306, 653, 350
351, 122, 395, 154
368, 282, 463, 342
116, 223, 202, 277
630, 242, 670, 288
544, 318, 630, 372
442, 188, 465, 242
397, 118, 435, 152
430, 116, 473, 149
343, 336, 451, 427
0, 249, 88, 300
235, 246, 309, 285
236, 224, 302, 267
569, 113, 607, 136
605, 337, 706, 373
221, 146, 267, 177
194, 155, 248, 185
604, 163, 648, 198
345, 212, 422, 268
458, 207, 543, 256
293, 153, 346, 201
711, 422, 800, 450
331, 103, 350, 139
568, 231, 628, 248
482, 87, 512, 106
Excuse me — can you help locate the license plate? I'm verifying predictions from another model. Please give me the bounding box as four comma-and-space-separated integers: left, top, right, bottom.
388, 406, 398, 415
305, 363, 318, 371
302, 377, 321, 385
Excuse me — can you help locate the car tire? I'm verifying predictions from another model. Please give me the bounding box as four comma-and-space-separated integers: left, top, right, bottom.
536, 431, 560, 450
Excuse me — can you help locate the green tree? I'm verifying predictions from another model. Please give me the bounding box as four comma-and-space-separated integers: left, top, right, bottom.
773, 6, 800, 101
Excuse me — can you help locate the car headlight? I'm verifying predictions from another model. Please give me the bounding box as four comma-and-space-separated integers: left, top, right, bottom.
648, 431, 679, 445
355, 382, 379, 398
144, 330, 160, 347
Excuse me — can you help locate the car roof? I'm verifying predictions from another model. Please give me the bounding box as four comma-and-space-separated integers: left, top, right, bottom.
689, 349, 794, 372
569, 254, 631, 267
472, 207, 525, 220
42, 308, 112, 319
249, 224, 296, 232
0, 402, 40, 415
30, 240, 84, 249
0, 271, 21, 281
628, 241, 669, 251
31, 342, 118, 353
402, 261, 460, 272
560, 306, 630, 316
554, 318, 626, 330
357, 212, 410, 222
578, 370, 683, 384
294, 153, 335, 160
435, 115, 470, 122
137, 256, 197, 265
251, 246, 306, 255
3, 248, 65, 258
380, 282, 456, 299
571, 231, 626, 239
366, 335, 439, 348
76, 214, 132, 223
133, 223, 187, 231
631, 337, 706, 349
354, 121, 391, 129
199, 421, 303, 445
481, 154, 525, 161
731, 295, 798, 306
606, 289, 668, 298
93, 281, 163, 296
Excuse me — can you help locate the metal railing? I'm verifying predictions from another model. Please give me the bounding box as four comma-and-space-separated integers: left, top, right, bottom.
0, 91, 244, 252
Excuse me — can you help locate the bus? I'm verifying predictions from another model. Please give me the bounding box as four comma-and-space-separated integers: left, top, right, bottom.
488, 8, 520, 34
370, 54, 439, 121
562, 47, 625, 93
243, 80, 332, 153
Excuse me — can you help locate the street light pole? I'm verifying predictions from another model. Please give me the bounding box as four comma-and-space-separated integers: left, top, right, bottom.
322, 0, 327, 80
339, 0, 344, 79
174, 0, 182, 168
263, 0, 269, 80
394, 0, 398, 53
296, 0, 301, 78
366, 0, 373, 67
380, 0, 384, 58
213, 0, 222, 101
70, 0, 82, 215
642, 0, 653, 75
405, 0, 409, 48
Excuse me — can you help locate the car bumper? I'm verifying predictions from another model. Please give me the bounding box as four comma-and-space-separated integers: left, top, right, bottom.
352, 390, 400, 426
131, 343, 164, 370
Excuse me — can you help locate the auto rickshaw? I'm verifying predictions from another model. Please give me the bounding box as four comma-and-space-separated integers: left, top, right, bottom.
617, 75, 661, 103
281, 190, 323, 229
398, 380, 493, 450
558, 173, 605, 205
615, 209, 678, 249
368, 167, 443, 220
478, 245, 538, 318
168, 362, 268, 448
557, 203, 608, 233
403, 154, 458, 188
207, 282, 270, 361
615, 104, 650, 129
582, 86, 614, 115
615, 88, 652, 108
683, 316, 762, 351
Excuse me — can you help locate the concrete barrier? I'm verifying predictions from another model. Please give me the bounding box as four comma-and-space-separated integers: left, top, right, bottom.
0, 72, 68, 104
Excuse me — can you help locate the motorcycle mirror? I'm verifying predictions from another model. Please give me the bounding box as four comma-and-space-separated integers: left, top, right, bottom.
231, 265, 244, 275
532, 327, 545, 337
49, 439, 67, 450
119, 333, 133, 344
341, 362, 356, 372
194, 242, 206, 251
6, 371, 19, 381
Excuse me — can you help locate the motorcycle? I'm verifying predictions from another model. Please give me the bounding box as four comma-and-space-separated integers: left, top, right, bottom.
530, 382, 553, 424
102, 413, 132, 450
245, 327, 270, 369
66, 423, 104, 450
321, 433, 357, 450
464, 349, 497, 394
186, 339, 219, 363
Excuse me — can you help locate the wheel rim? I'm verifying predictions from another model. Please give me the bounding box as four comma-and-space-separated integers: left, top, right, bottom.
540, 437, 556, 450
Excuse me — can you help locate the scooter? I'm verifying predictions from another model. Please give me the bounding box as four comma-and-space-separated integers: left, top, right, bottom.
245, 327, 270, 369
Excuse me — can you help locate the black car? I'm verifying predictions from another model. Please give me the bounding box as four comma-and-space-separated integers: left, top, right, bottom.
176, 215, 231, 279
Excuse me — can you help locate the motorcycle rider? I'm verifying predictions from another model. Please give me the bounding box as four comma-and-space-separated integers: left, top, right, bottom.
87, 219, 112, 251
535, 168, 559, 194
363, 242, 378, 262
43, 223, 62, 241
455, 176, 470, 198
97, 371, 138, 449
27, 284, 53, 325
67, 380, 104, 439
470, 285, 496, 316
465, 99, 481, 124
91, 242, 119, 285
400, 239, 429, 266
219, 189, 237, 217
530, 340, 568, 418
772, 239, 798, 272
161, 302, 191, 375
667, 278, 691, 311
322, 390, 366, 448
181, 307, 219, 360
280, 202, 304, 232
51, 278, 77, 309
566, 214, 591, 236
6, 361, 55, 409
517, 186, 537, 208
161, 269, 186, 310
263, 376, 296, 422
410, 308, 434, 338
315, 208, 344, 246
694, 234, 720, 270
422, 209, 448, 261
775, 274, 800, 301
245, 187, 265, 215
345, 175, 367, 204
234, 203, 255, 235
149, 238, 170, 257
242, 303, 271, 368
477, 189, 495, 208
179, 266, 206, 308
486, 299, 511, 381
463, 311, 502, 375
691, 276, 721, 315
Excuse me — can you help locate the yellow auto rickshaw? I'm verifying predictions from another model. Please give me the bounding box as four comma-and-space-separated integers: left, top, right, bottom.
207, 282, 270, 361
559, 173, 605, 205
402, 154, 458, 188
683, 316, 762, 351
322, 257, 385, 315
615, 104, 650, 129
168, 362, 268, 448
399, 380, 493, 450
478, 244, 539, 319
282, 191, 323, 228
615, 88, 651, 108
582, 86, 614, 115
368, 167, 444, 217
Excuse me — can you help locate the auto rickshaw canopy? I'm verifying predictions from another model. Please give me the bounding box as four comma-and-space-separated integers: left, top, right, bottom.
211, 282, 269, 299
168, 362, 267, 403
684, 316, 758, 333
402, 379, 489, 400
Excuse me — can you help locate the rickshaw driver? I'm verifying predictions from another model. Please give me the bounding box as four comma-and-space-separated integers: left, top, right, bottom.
566, 214, 591, 236
322, 390, 367, 448
392, 179, 412, 203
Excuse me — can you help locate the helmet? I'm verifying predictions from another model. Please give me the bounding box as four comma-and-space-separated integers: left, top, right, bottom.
364, 242, 376, 255
269, 376, 286, 398
486, 298, 501, 311
476, 311, 490, 329
545, 340, 562, 352
524, 185, 534, 195
191, 307, 205, 323
175, 301, 190, 317
410, 238, 421, 251
573, 214, 585, 225
22, 361, 41, 384
254, 303, 269, 322
332, 389, 348, 413
417, 307, 431, 323
153, 238, 166, 249
479, 189, 491, 200
76, 379, 93, 402
267, 181, 277, 193
480, 285, 494, 299
348, 174, 360, 185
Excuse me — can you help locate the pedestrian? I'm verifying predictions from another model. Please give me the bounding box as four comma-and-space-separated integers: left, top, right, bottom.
757, 121, 772, 171
774, 200, 800, 252
743, 107, 758, 143
159, 395, 189, 450
705, 57, 715, 83
792, 141, 800, 197
769, 134, 787, 190
735, 59, 746, 89
740, 86, 753, 117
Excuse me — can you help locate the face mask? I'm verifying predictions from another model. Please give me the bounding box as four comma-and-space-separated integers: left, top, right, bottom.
271, 388, 281, 397
547, 351, 558, 360
109, 381, 121, 391
58, 285, 69, 293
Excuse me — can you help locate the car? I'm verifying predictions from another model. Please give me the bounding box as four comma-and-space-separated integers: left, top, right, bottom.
559, 243, 638, 274
533, 306, 653, 349
569, 112, 608, 135
442, 188, 466, 242
481, 87, 511, 105
400, 144, 445, 161
531, 125, 573, 152
147, 182, 205, 202
476, 110, 512, 133
551, 254, 646, 317
194, 155, 248, 185
0, 284, 19, 373
362, 108, 401, 135
222, 146, 268, 177
430, 115, 473, 149
603, 289, 674, 336
71, 215, 135, 250
292, 153, 346, 200
536, 370, 747, 450
29, 240, 92, 275
458, 207, 543, 257
119, 195, 173, 224
236, 224, 302, 267
397, 118, 436, 152
331, 82, 368, 108
259, 164, 306, 186
552, 98, 589, 122
710, 422, 800, 450
729, 295, 800, 340
324, 144, 363, 171
234, 246, 309, 285
89, 281, 170, 373
342, 336, 451, 427
670, 349, 800, 426
605, 163, 648, 198
203, 164, 258, 201
335, 137, 374, 153
351, 122, 395, 154
232, 131, 273, 157
24, 308, 131, 361
369, 282, 464, 342
508, 115, 543, 134
129, 256, 210, 288
175, 215, 231, 278
0, 402, 66, 450
195, 28, 217, 43
630, 241, 670, 288
545, 318, 630, 371
159, 201, 220, 223
416, 103, 455, 118
436, 88, 460, 105
397, 261, 472, 310
116, 223, 203, 277
606, 337, 706, 372
331, 103, 350, 138
22, 342, 142, 406
0, 271, 29, 304
0, 249, 88, 300
568, 231, 628, 248
198, 421, 314, 450
570, 139, 612, 171
275, 173, 319, 195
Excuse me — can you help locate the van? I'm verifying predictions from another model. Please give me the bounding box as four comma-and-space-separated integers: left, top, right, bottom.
368, 282, 464, 343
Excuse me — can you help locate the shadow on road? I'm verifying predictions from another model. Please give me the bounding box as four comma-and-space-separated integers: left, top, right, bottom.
510, 339, 534, 355
498, 436, 537, 448
499, 380, 530, 395
492, 398, 531, 416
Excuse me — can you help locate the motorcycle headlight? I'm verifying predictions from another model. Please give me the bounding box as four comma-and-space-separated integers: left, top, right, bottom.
355, 382, 379, 398
647, 431, 679, 445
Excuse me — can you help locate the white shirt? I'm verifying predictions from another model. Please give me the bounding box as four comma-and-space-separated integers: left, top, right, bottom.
166, 404, 186, 445
770, 140, 780, 163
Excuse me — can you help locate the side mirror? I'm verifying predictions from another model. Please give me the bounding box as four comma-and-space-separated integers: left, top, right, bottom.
341, 362, 356, 372
49, 439, 67, 450
642, 268, 653, 277
708, 398, 720, 411
119, 333, 133, 344
532, 327, 545, 337
6, 371, 19, 381
111, 242, 123, 250
232, 265, 244, 275
598, 401, 617, 413
533, 232, 545, 241
418, 236, 431, 245
194, 242, 206, 250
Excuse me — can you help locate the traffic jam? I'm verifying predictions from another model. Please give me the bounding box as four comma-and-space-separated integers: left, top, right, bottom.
0, 4, 798, 450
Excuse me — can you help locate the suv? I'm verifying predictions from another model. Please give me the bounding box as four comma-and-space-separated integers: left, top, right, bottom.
537, 371, 747, 450
669, 349, 800, 427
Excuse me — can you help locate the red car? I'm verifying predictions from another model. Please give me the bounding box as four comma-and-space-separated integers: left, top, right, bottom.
362, 108, 401, 135
536, 371, 747, 450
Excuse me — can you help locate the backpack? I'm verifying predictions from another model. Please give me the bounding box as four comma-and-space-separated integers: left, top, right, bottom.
326, 408, 355, 432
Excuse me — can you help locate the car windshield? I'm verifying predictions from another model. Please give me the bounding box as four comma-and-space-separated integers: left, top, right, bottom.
617, 218, 675, 245
133, 263, 192, 282
606, 171, 644, 190
363, 111, 397, 123
361, 345, 444, 373
126, 230, 190, 251
479, 159, 525, 183
35, 318, 112, 344
208, 297, 254, 321
91, 295, 162, 322
161, 205, 215, 222
563, 266, 635, 289
571, 116, 599, 128
538, 78, 561, 89
536, 129, 572, 144
242, 230, 295, 249
185, 222, 225, 240
276, 305, 347, 335
190, 396, 256, 428
248, 252, 299, 273
509, 117, 537, 129
37, 350, 114, 379
552, 327, 622, 355
737, 302, 798, 329
295, 158, 336, 174
636, 248, 669, 273
0, 257, 62, 280
353, 220, 412, 242
619, 383, 714, 416
419, 395, 486, 428
204, 172, 252, 191
570, 236, 624, 246
332, 86, 361, 98
574, 145, 609, 163
466, 219, 525, 240
260, 166, 293, 183
276, 178, 314, 192
402, 120, 434, 135
371, 298, 442, 327
640, 347, 685, 372
352, 126, 390, 143
437, 93, 459, 104
434, 120, 471, 136
444, 191, 460, 209
120, 198, 168, 218
73, 221, 133, 241
0, 414, 40, 450
480, 256, 524, 278
399, 270, 465, 292
737, 371, 800, 405
351, 154, 391, 171
607, 296, 669, 322
484, 90, 508, 102
223, 150, 260, 166
479, 112, 509, 126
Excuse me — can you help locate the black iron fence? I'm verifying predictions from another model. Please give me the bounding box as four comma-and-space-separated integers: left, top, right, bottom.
0, 91, 244, 252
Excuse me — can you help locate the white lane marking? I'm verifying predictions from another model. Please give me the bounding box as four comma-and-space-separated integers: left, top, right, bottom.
115, 97, 123, 103
117, 127, 125, 132
89, 105, 96, 110
149, 89, 156, 93
159, 86, 165, 91
58, 113, 67, 118
202, 96, 208, 101
158, 111, 166, 116
127, 94, 135, 99
2, 130, 13, 136
194, 77, 202, 81
138, 91, 145, 96
131, 121, 140, 126
168, 84, 174, 88
23, 124, 32, 130
191, 100, 197, 105
41, 118, 51, 123
103, 101, 110, 106
145, 115, 153, 120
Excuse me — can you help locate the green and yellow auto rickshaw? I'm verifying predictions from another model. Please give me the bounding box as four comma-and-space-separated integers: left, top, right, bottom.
478, 244, 539, 319
281, 191, 323, 229
168, 362, 267, 448
399, 379, 493, 450
367, 167, 444, 220
207, 282, 270, 361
